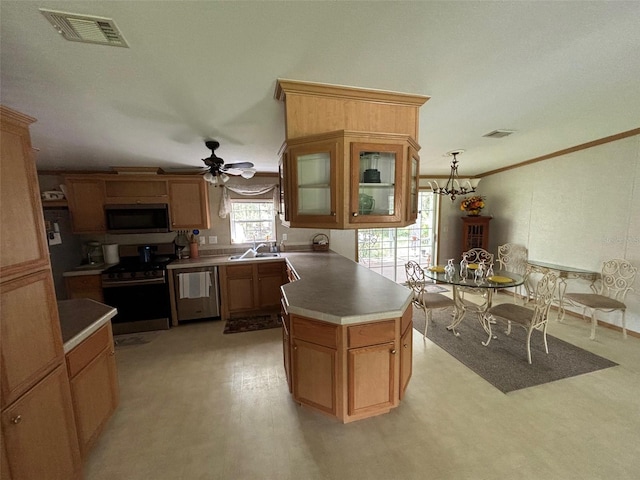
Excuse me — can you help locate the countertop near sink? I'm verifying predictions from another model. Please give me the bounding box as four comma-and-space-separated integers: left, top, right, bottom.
167, 254, 285, 269
168, 252, 411, 325
58, 298, 117, 353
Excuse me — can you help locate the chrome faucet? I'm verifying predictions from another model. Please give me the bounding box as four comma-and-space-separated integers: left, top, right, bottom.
253, 243, 267, 253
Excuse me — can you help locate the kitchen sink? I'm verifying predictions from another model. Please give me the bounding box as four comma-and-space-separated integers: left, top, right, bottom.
228, 252, 281, 260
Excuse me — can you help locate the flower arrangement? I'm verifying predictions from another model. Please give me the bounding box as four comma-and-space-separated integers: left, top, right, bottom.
460, 195, 485, 215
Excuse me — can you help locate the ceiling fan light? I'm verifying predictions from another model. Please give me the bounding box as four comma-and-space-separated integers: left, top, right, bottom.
203, 172, 216, 184
220, 173, 230, 183
241, 168, 256, 179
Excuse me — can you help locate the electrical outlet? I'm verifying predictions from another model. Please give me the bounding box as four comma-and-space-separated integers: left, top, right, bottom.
199, 236, 205, 245
209, 236, 217, 244
282, 234, 287, 241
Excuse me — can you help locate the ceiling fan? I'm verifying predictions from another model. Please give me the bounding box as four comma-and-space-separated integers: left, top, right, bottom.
201, 140, 255, 183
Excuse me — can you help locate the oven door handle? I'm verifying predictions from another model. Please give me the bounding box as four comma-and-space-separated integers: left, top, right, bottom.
102, 277, 166, 287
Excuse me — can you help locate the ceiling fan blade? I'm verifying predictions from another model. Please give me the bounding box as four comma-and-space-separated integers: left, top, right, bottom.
223, 162, 254, 169
223, 168, 243, 176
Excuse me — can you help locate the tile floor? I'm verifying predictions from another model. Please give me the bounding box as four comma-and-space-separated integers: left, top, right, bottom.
85, 292, 640, 480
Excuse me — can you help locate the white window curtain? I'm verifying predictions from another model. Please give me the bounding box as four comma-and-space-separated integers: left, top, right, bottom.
219, 184, 278, 218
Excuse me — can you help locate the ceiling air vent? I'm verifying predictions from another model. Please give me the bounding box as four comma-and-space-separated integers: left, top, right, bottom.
483, 129, 515, 139
40, 9, 129, 48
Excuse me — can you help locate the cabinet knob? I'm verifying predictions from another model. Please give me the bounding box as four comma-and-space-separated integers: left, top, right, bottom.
352, 212, 359, 217
110, 350, 115, 356
331, 212, 336, 216
403, 343, 408, 348
11, 415, 22, 425
390, 349, 397, 355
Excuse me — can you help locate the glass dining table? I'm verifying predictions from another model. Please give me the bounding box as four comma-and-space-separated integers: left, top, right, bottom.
424, 266, 525, 340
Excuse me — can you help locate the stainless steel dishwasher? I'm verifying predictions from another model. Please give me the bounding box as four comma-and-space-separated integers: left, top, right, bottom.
173, 266, 220, 321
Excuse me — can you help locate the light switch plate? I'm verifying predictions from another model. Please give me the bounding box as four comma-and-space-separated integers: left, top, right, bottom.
209, 236, 217, 244
282, 234, 287, 241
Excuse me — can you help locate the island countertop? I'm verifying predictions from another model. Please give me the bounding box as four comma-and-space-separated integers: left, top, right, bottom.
280, 252, 412, 325
58, 298, 118, 353
167, 251, 412, 325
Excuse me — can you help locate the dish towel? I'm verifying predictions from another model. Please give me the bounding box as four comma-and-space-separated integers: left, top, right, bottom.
178, 272, 212, 299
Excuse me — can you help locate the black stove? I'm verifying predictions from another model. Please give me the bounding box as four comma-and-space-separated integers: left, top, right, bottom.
102, 255, 175, 282
100, 244, 176, 334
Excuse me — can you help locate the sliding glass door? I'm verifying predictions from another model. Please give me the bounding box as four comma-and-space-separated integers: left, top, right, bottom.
357, 192, 436, 283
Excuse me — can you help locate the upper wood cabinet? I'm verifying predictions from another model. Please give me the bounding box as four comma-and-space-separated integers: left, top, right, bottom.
282, 131, 420, 229
275, 80, 427, 229
168, 178, 210, 230
65, 177, 107, 234
0, 107, 50, 281
63, 174, 210, 233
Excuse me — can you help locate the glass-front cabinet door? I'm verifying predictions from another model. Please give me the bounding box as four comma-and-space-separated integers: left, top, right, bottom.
407, 147, 420, 223
289, 141, 338, 226
350, 143, 404, 224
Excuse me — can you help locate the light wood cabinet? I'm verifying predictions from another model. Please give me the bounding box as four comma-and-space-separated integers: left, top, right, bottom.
282, 131, 419, 229
257, 262, 286, 309
65, 176, 107, 233
286, 306, 411, 423
291, 316, 338, 416
276, 79, 428, 230
0, 105, 81, 478
219, 261, 285, 320
104, 178, 168, 203
66, 323, 118, 457
1, 271, 64, 408
168, 178, 210, 230
1, 365, 82, 480
220, 264, 255, 317
65, 274, 104, 303
0, 108, 50, 281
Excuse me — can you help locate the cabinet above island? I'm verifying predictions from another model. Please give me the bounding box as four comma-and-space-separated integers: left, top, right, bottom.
275, 79, 428, 229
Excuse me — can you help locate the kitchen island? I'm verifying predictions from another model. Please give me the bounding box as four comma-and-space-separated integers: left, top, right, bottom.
169, 251, 414, 423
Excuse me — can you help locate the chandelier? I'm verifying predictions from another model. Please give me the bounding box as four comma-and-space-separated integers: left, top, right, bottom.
427, 150, 477, 201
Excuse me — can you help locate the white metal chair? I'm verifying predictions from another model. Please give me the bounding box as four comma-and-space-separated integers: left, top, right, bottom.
458, 248, 494, 304
462, 248, 494, 267
484, 272, 558, 364
497, 243, 529, 303
405, 261, 456, 338
564, 259, 637, 340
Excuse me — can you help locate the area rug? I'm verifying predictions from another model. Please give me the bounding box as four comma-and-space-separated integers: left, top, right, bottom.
412, 306, 618, 393
114, 332, 157, 348
223, 313, 281, 334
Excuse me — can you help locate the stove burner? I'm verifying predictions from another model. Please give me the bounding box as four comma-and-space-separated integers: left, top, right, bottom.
101, 254, 176, 284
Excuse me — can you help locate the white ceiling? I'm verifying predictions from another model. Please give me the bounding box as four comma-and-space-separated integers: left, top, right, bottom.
2, 1, 639, 177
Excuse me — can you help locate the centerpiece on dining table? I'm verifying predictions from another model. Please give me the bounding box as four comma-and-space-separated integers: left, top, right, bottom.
460, 195, 486, 216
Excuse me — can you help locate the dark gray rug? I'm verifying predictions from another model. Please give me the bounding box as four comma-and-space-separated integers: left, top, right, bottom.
114, 333, 156, 347
223, 313, 281, 334
412, 306, 618, 393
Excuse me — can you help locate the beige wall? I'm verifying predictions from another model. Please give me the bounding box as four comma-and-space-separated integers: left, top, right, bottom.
436, 134, 640, 334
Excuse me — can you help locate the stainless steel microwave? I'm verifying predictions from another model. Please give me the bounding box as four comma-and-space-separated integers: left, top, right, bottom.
105, 204, 170, 234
